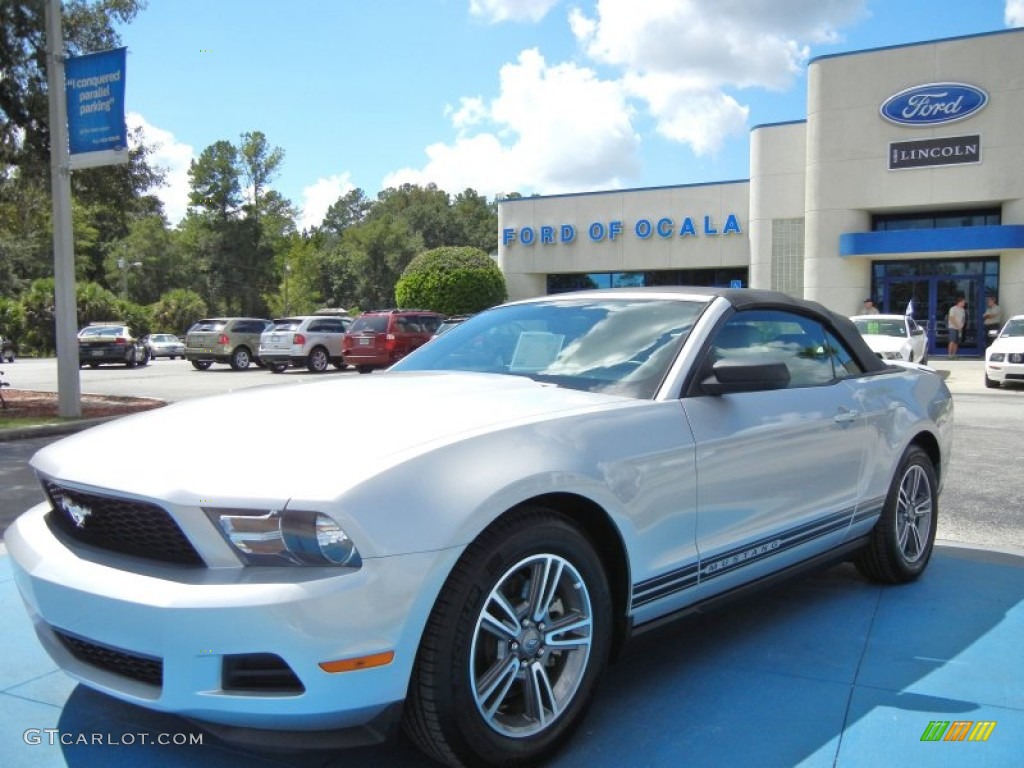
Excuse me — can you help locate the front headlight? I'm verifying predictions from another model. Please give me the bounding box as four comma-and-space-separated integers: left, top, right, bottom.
204, 508, 362, 567
881, 350, 903, 360
989, 353, 1005, 362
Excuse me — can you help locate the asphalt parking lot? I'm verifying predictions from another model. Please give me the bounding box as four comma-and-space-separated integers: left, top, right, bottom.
1, 358, 1022, 766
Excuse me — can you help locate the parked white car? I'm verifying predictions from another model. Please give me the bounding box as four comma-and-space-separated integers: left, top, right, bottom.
259, 315, 352, 373
5, 288, 953, 766
851, 314, 929, 364
984, 314, 1024, 388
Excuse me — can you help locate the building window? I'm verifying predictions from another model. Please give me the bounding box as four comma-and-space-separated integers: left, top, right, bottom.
872, 208, 1000, 231
771, 218, 805, 296
546, 269, 748, 295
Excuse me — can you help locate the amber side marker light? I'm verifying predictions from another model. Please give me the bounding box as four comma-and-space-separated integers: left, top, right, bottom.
319, 651, 395, 673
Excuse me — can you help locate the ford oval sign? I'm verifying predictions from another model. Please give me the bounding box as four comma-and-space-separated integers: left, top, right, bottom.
880, 83, 988, 126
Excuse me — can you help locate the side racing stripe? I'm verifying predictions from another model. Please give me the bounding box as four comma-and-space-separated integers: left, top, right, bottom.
631, 505, 878, 609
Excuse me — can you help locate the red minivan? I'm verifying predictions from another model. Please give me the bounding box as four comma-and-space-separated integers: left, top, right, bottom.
342, 310, 443, 373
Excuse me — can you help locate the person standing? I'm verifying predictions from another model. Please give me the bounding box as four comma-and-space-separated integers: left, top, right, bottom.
861, 298, 880, 315
983, 295, 1002, 348
947, 297, 966, 359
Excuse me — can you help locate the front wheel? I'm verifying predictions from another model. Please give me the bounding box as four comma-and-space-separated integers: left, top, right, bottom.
230, 347, 251, 370
855, 445, 938, 584
191, 360, 213, 371
984, 374, 1000, 389
306, 347, 330, 372
403, 507, 612, 767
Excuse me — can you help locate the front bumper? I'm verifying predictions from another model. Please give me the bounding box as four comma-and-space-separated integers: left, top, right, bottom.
5, 502, 460, 732
986, 358, 1024, 384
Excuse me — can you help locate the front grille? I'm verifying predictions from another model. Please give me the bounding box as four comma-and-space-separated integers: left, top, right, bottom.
223, 653, 305, 693
54, 628, 163, 688
1007, 373, 1024, 381
44, 481, 204, 566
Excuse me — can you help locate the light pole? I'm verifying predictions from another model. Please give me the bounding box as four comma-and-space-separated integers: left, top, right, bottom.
284, 263, 291, 315
117, 257, 142, 300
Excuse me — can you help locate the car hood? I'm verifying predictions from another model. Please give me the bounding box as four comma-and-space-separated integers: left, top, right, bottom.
860, 334, 908, 353
31, 372, 635, 506
989, 337, 1024, 353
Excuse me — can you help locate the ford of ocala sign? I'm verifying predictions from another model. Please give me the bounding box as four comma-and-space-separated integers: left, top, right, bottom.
880, 83, 988, 126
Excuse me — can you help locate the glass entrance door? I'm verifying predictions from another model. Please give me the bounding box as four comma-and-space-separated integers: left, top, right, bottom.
884, 278, 937, 357
936, 278, 980, 357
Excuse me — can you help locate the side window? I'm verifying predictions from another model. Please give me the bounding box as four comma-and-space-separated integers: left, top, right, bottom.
708, 310, 836, 389
419, 315, 442, 334
307, 320, 327, 333
825, 330, 865, 379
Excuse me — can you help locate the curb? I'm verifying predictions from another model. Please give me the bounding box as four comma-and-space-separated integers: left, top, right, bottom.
0, 415, 123, 443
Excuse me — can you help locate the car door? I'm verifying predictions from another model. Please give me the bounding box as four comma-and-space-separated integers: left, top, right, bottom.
680, 310, 870, 598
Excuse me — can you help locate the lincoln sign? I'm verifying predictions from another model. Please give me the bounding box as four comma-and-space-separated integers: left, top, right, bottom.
889, 135, 981, 170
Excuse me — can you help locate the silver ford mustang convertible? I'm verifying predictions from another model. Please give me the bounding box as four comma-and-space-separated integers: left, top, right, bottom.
5, 288, 953, 766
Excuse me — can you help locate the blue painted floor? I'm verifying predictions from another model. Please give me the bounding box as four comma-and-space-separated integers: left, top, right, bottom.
1, 542, 1021, 767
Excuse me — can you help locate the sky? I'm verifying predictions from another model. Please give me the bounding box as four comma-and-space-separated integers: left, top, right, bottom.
115, 0, 1024, 231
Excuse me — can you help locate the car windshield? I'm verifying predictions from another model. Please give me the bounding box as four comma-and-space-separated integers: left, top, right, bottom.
1000, 319, 1024, 337
350, 315, 389, 333
854, 318, 907, 338
80, 327, 124, 338
191, 320, 227, 332
392, 298, 705, 398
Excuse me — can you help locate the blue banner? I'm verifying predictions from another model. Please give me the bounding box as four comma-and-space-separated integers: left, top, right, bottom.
65, 48, 127, 155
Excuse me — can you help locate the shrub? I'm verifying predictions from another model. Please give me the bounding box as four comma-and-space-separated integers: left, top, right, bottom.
395, 246, 506, 316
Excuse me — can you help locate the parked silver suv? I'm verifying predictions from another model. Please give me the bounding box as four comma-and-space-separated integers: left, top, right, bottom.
259, 315, 352, 373
185, 317, 272, 370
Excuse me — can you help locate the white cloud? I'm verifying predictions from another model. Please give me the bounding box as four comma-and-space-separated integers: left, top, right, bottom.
388, 0, 869, 197
299, 173, 356, 231
127, 112, 193, 225
383, 49, 640, 197
568, 0, 866, 155
469, 0, 561, 23
1007, 0, 1024, 26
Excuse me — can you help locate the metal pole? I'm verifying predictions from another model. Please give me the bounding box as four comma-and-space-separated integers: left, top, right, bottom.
46, 0, 81, 417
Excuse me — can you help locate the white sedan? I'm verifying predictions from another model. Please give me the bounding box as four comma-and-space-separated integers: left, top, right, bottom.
5, 288, 953, 766
985, 314, 1024, 388
851, 314, 929, 364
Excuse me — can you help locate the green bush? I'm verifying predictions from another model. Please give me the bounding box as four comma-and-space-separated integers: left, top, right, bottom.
395, 246, 506, 317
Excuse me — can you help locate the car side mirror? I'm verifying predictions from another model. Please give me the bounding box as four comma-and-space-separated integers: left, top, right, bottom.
912, 327, 924, 336
701, 358, 791, 395
988, 329, 999, 339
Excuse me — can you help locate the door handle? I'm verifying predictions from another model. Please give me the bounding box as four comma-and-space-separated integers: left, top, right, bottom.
834, 408, 859, 424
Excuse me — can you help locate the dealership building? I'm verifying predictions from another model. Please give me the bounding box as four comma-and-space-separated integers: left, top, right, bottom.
497, 28, 1024, 358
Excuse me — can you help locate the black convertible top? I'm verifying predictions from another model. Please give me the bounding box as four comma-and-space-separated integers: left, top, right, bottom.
544, 286, 889, 375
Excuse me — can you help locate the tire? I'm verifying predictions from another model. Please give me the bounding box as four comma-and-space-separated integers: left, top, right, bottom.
984, 374, 1000, 389
855, 445, 938, 584
306, 346, 330, 373
230, 347, 251, 370
403, 507, 612, 767
191, 360, 213, 371
269, 363, 288, 373
126, 349, 138, 368
333, 360, 349, 370
356, 365, 373, 374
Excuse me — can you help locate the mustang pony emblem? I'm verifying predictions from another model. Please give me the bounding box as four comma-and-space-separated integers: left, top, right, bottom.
60, 497, 92, 529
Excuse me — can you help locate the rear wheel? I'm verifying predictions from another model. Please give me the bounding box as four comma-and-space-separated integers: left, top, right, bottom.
230, 347, 251, 370
855, 445, 937, 584
191, 360, 213, 371
403, 507, 612, 767
306, 347, 330, 372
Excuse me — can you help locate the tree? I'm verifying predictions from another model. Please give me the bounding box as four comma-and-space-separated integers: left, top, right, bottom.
395, 247, 506, 316
187, 141, 242, 219
152, 288, 206, 336
319, 188, 372, 238
239, 130, 284, 219
333, 217, 422, 310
